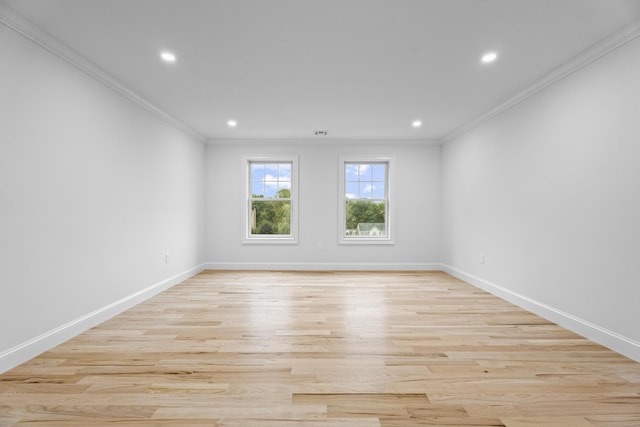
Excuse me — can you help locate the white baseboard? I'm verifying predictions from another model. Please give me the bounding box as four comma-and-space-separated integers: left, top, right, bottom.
4, 263, 637, 374
442, 264, 640, 363
203, 262, 442, 271
0, 264, 206, 374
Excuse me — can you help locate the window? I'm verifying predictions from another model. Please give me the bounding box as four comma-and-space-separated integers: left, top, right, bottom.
338, 155, 395, 244
241, 155, 298, 244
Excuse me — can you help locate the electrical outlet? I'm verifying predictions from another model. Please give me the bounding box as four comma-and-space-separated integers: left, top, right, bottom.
165, 253, 170, 264
317, 242, 324, 251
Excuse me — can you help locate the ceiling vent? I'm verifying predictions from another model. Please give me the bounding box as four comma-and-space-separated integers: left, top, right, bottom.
314, 130, 328, 136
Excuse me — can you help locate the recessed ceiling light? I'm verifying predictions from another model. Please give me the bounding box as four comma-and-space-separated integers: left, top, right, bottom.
481, 51, 498, 64
412, 120, 422, 128
227, 119, 237, 127
160, 51, 176, 63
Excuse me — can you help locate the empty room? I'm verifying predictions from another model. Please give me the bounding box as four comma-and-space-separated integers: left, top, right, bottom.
1, 0, 640, 426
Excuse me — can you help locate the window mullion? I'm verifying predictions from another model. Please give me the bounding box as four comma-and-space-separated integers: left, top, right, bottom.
339, 156, 393, 244
243, 155, 298, 244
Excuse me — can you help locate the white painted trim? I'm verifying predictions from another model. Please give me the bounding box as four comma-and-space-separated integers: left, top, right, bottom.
240, 154, 299, 244
207, 138, 442, 145
3, 1, 638, 147
441, 264, 640, 363
204, 262, 441, 271
0, 3, 205, 143
338, 155, 396, 245
3, 261, 637, 374
442, 18, 640, 142
0, 264, 206, 374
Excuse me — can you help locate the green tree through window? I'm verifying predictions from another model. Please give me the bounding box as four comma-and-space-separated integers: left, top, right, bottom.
251, 189, 291, 235
343, 162, 388, 237
345, 200, 385, 230
249, 162, 292, 236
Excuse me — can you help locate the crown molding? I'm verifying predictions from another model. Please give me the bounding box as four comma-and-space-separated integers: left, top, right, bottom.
206, 138, 442, 146
4, 0, 638, 146
0, 2, 206, 143
441, 18, 640, 143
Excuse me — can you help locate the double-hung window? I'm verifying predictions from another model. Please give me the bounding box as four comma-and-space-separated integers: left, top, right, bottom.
241, 155, 298, 244
338, 155, 395, 244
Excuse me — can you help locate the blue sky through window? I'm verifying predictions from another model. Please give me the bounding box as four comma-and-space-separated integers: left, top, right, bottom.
251, 162, 292, 198
345, 163, 386, 199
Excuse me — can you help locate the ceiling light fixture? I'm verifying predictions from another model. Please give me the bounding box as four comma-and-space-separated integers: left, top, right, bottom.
412, 120, 422, 128
160, 51, 176, 63
481, 51, 498, 64
227, 119, 237, 127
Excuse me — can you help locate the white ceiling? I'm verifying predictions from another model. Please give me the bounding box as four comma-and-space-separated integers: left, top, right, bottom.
3, 0, 640, 141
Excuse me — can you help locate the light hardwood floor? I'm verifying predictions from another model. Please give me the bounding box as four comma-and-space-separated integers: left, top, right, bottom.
1, 271, 639, 426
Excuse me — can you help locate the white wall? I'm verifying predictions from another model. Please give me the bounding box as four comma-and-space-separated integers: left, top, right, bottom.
4, 3, 638, 372
205, 142, 441, 269
0, 23, 205, 371
442, 35, 640, 360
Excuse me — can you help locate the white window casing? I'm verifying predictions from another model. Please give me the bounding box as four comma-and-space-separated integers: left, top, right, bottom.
241, 154, 299, 244
338, 154, 395, 245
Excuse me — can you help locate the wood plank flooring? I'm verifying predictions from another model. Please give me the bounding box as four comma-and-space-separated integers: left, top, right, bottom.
1, 270, 639, 426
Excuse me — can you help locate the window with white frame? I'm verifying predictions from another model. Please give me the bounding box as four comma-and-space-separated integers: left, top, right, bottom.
338, 155, 394, 244
241, 155, 298, 244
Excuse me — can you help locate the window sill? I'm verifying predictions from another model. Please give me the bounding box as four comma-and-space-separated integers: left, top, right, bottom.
339, 238, 395, 245
242, 237, 299, 245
